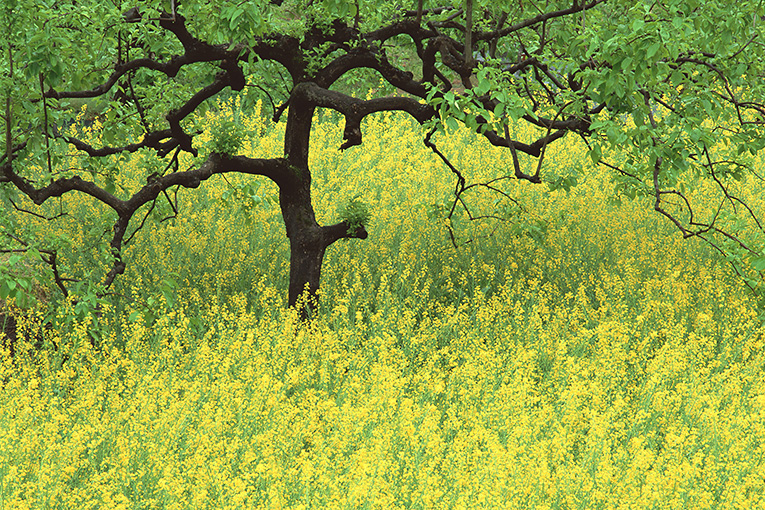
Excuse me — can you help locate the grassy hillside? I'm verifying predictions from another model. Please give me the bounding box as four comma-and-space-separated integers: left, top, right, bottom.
1, 102, 764, 509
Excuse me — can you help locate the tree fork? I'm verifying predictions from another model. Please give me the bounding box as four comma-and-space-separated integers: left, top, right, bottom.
280, 94, 372, 314
284, 209, 369, 314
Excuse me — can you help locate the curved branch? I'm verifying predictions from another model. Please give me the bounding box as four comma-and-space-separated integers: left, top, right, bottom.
5, 171, 126, 212
57, 64, 243, 160
126, 154, 288, 213
364, 19, 437, 45
292, 82, 435, 149
321, 222, 368, 247
45, 13, 238, 101
61, 130, 174, 158
482, 127, 567, 159
316, 47, 429, 97
112, 154, 288, 287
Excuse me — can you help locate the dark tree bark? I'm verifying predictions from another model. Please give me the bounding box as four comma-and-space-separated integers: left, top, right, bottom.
280, 87, 373, 312
281, 97, 323, 309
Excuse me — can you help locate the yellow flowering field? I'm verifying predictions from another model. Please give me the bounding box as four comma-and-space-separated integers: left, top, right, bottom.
1, 101, 765, 509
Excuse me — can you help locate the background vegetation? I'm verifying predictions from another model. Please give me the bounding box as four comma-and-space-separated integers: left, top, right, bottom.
1, 104, 764, 509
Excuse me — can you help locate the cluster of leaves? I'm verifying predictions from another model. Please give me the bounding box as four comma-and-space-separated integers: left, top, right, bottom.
338, 195, 372, 234
0, 252, 40, 308
209, 118, 246, 155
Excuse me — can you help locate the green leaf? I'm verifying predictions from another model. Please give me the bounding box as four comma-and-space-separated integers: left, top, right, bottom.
475, 78, 491, 95
230, 7, 244, 30
590, 144, 602, 165
646, 42, 661, 59
752, 255, 765, 272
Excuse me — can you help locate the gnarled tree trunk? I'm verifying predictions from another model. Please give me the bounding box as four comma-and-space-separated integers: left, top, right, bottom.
279, 90, 369, 315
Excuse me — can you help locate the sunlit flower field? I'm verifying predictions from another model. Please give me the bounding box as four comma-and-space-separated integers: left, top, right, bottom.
1, 100, 765, 509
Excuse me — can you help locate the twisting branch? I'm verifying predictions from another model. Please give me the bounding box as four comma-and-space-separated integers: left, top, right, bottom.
40, 250, 72, 298
423, 128, 519, 248
292, 81, 434, 150
8, 198, 67, 221
424, 128, 464, 247
424, 128, 465, 197
704, 146, 764, 232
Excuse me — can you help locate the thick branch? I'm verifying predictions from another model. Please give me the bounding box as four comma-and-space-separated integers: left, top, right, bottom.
113, 154, 288, 287
316, 47, 429, 97
482, 127, 567, 159
5, 171, 126, 212
126, 154, 288, 213
292, 82, 435, 149
321, 221, 368, 247
364, 19, 437, 45
46, 13, 237, 101
61, 130, 174, 158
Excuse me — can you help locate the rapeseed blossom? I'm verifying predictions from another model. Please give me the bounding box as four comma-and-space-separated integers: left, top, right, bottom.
1, 101, 764, 508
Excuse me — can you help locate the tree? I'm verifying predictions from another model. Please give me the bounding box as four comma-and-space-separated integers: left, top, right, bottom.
2, 0, 765, 315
